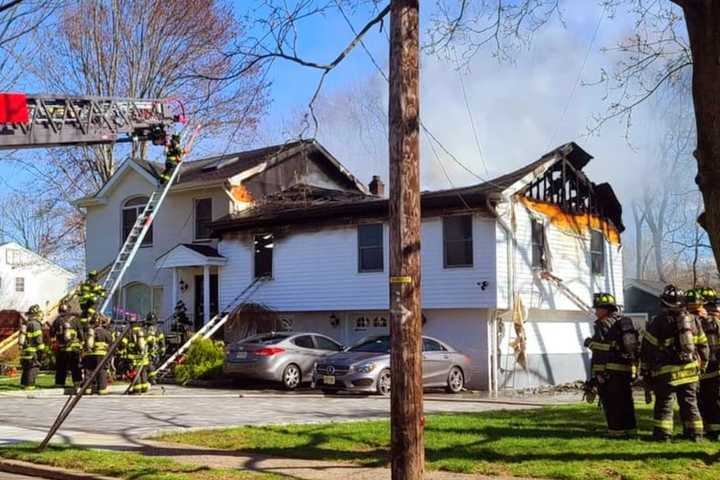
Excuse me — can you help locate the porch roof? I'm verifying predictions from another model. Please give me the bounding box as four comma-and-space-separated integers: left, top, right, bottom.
155, 243, 227, 269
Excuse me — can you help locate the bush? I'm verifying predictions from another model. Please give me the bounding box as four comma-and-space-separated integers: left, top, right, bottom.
173, 338, 224, 385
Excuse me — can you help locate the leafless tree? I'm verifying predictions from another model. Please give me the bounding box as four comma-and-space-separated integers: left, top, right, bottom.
26, 0, 270, 191
0, 0, 56, 87
0, 190, 82, 267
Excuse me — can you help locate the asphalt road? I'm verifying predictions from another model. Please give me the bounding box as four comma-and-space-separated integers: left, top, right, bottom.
0, 384, 548, 448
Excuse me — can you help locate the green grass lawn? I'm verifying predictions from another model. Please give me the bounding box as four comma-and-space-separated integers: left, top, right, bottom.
158, 403, 720, 480
0, 373, 56, 391
0, 443, 282, 480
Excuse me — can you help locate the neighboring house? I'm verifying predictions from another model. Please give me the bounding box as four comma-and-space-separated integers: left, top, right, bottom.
75, 140, 367, 329
0, 242, 74, 316
624, 278, 664, 319
210, 142, 625, 391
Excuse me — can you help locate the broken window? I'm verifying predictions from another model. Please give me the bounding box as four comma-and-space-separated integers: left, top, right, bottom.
254, 233, 273, 279
531, 219, 546, 270
122, 197, 153, 247
194, 198, 213, 240
358, 223, 383, 272
591, 230, 605, 275
443, 215, 473, 267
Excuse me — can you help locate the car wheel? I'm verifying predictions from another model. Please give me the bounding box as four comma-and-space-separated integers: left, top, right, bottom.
376, 369, 391, 396
446, 367, 464, 394
282, 364, 301, 390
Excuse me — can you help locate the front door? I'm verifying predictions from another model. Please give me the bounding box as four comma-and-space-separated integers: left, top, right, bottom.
194, 274, 218, 330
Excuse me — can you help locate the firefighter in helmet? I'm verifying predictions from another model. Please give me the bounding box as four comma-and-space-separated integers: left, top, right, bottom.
145, 312, 165, 384
697, 287, 720, 440
160, 134, 183, 183
126, 321, 150, 394
82, 314, 113, 395
584, 293, 639, 438
51, 299, 83, 391
78, 271, 106, 324
641, 285, 709, 441
19, 305, 46, 390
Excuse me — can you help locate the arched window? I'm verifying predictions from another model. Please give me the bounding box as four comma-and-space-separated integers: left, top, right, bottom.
123, 282, 163, 319
122, 196, 153, 246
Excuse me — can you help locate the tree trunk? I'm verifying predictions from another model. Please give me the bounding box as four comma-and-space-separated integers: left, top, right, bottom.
676, 0, 720, 271
388, 1, 424, 479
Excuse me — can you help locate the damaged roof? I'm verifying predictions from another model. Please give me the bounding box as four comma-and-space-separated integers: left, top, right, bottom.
212, 142, 624, 235
77, 139, 367, 206
134, 140, 312, 186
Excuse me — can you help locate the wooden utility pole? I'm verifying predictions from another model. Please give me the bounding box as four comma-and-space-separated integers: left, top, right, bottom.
388, 1, 423, 479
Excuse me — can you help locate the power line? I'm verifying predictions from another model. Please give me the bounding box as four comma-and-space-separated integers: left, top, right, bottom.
453, 48, 489, 176
549, 4, 607, 145
334, 1, 504, 190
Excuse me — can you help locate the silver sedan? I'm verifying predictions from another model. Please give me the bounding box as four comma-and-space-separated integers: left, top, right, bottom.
312, 335, 471, 395
224, 332, 344, 389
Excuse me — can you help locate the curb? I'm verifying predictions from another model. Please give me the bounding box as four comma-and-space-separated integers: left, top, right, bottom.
0, 458, 117, 480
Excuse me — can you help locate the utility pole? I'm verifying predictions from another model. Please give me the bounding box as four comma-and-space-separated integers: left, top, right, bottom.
388, 1, 423, 479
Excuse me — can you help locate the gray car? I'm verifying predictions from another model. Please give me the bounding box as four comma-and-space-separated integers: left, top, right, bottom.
313, 335, 471, 395
224, 332, 344, 389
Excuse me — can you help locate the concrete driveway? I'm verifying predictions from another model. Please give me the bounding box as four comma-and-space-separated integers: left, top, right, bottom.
0, 384, 553, 448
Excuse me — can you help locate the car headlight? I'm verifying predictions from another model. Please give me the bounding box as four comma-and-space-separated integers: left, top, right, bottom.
355, 362, 376, 374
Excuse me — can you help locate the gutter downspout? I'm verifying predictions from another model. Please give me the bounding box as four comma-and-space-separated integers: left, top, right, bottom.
487, 195, 515, 395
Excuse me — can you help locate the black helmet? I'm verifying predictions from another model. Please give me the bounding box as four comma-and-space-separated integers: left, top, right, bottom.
593, 293, 617, 309
26, 304, 42, 316
88, 270, 98, 280
145, 312, 158, 325
685, 288, 705, 308
661, 285, 684, 308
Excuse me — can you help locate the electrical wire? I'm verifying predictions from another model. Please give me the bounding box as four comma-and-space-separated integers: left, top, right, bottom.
453, 48, 489, 176
549, 4, 607, 145
334, 1, 507, 192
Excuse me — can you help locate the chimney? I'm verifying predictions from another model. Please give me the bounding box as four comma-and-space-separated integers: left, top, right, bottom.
369, 175, 385, 197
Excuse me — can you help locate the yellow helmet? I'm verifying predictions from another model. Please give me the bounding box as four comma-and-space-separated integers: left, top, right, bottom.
593, 293, 617, 309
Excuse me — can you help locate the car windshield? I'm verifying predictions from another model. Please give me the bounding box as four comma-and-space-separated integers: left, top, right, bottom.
241, 333, 291, 345
348, 336, 390, 353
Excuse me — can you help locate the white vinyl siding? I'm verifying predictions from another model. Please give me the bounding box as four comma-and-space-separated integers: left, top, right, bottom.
494, 200, 624, 312
218, 213, 498, 312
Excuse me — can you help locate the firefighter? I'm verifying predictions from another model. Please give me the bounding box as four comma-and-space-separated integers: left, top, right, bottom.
19, 305, 45, 390
697, 287, 720, 440
78, 271, 106, 322
51, 300, 83, 390
82, 314, 113, 395
584, 293, 639, 438
641, 285, 709, 441
145, 312, 165, 384
160, 133, 182, 183
126, 321, 150, 394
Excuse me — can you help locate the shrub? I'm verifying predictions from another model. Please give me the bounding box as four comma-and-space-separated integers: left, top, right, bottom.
173, 338, 224, 385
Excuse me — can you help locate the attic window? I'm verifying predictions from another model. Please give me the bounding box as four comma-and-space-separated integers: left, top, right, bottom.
254, 233, 273, 279
531, 219, 546, 270
591, 230, 605, 275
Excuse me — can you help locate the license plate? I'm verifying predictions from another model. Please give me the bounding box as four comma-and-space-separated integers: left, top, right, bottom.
235, 351, 247, 359
323, 375, 336, 385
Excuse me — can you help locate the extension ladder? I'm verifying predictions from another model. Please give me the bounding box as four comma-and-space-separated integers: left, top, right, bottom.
153, 277, 266, 377
97, 161, 184, 317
